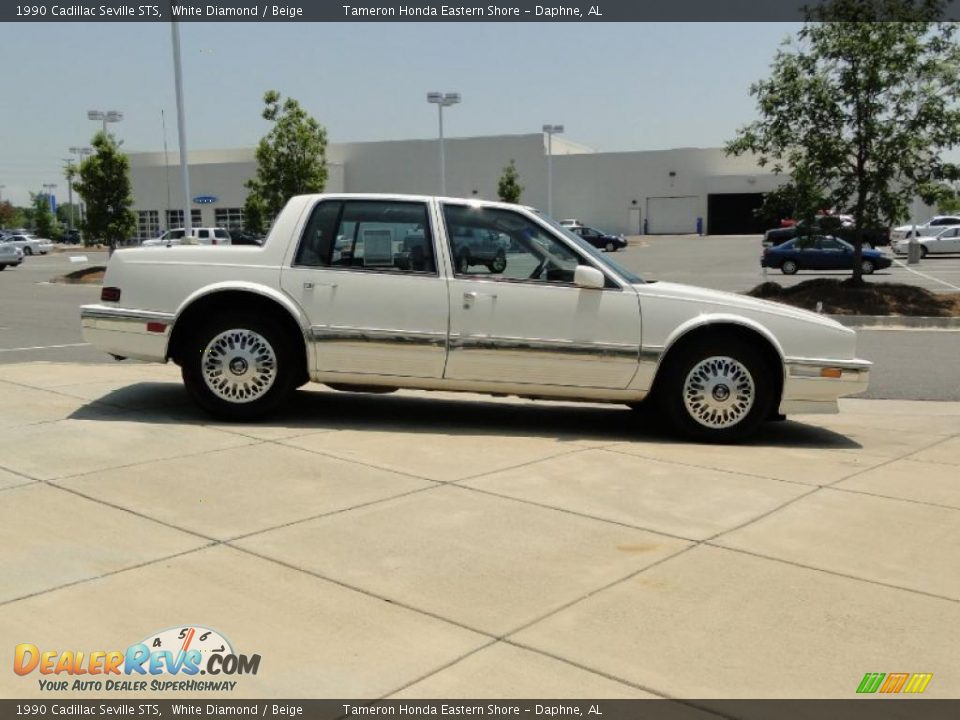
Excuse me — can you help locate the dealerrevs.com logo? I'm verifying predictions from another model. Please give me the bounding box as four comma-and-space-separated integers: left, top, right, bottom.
14, 626, 261, 692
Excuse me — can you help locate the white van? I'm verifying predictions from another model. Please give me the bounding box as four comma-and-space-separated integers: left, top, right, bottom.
142, 227, 232, 247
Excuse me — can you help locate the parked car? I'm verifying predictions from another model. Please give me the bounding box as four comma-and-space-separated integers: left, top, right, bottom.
890, 215, 960, 242
892, 226, 960, 257
81, 193, 870, 441
569, 225, 628, 252
763, 216, 889, 247
0, 242, 23, 269
761, 235, 893, 275
559, 218, 583, 228
448, 225, 509, 273
1, 234, 53, 255
229, 230, 265, 246
142, 227, 232, 247
58, 229, 82, 245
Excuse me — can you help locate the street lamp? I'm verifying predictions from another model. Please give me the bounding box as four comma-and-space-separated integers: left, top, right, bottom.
171, 22, 193, 234
542, 124, 564, 217
87, 109, 124, 137
69, 147, 92, 225
62, 159, 77, 231
426, 92, 461, 195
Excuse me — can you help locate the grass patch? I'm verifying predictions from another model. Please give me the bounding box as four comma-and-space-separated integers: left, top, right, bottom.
747, 278, 960, 316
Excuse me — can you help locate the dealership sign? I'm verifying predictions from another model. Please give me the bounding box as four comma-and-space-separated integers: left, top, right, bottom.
192, 195, 218, 204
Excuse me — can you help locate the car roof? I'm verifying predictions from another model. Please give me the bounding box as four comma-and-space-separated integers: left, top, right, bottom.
292, 192, 543, 214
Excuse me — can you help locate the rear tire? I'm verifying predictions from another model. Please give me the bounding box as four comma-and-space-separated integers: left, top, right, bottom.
181, 312, 298, 421
861, 259, 875, 275
656, 338, 775, 442
920, 246, 929, 259
781, 259, 798, 275
23, 247, 33, 256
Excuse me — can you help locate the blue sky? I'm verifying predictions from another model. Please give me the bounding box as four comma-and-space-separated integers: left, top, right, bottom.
0, 22, 801, 205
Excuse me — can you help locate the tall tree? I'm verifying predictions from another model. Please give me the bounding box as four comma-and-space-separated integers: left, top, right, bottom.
244, 90, 327, 230
0, 201, 22, 228
497, 159, 524, 204
727, 0, 960, 283
73, 131, 136, 251
31, 192, 59, 239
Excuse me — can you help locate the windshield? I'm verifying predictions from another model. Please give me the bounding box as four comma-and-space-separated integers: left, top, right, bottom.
537, 214, 644, 283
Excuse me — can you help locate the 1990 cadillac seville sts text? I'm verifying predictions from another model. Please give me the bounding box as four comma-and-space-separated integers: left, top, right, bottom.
80, 194, 870, 441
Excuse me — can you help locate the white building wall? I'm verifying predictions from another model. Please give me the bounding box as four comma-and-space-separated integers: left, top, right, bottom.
128, 134, 781, 237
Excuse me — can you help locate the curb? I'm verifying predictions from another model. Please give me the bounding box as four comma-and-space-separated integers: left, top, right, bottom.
828, 314, 960, 329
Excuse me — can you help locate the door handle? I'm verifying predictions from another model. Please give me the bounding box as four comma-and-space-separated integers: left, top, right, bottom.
304, 281, 338, 290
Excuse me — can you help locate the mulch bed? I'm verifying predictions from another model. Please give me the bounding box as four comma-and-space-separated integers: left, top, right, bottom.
52, 266, 106, 285
747, 278, 960, 317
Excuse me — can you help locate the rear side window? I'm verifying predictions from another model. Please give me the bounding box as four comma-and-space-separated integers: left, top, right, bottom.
214, 229, 229, 239
295, 200, 436, 274
198, 230, 210, 239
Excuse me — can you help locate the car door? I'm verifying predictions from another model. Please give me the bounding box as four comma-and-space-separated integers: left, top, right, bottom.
938, 228, 960, 253
440, 203, 641, 389
792, 236, 815, 269
816, 236, 847, 269
280, 198, 449, 379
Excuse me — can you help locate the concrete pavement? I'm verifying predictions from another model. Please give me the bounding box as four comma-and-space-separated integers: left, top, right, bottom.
1, 361, 958, 700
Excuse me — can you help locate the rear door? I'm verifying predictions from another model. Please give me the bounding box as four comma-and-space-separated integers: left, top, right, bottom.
280, 198, 449, 380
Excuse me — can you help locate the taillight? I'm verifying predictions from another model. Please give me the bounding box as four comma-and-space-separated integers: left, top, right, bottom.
211, 238, 218, 245
101, 287, 121, 302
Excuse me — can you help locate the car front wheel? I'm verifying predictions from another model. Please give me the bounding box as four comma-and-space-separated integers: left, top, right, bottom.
781, 259, 798, 275
181, 313, 297, 421
605, 241, 616, 252
657, 338, 774, 442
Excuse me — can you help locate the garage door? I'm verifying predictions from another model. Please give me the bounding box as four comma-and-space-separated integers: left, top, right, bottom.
646, 196, 699, 234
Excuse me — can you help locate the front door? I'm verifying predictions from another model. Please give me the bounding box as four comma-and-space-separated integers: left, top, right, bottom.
280, 198, 449, 380
440, 203, 641, 389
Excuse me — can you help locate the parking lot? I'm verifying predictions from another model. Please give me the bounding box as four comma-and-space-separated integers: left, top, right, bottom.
0, 236, 958, 700
1, 360, 959, 700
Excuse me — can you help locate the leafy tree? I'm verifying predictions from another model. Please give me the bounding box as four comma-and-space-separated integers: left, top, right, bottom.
244, 90, 327, 230
755, 169, 829, 229
56, 202, 83, 229
727, 0, 960, 283
73, 131, 137, 251
32, 192, 59, 239
497, 159, 524, 204
932, 183, 960, 213
0, 201, 23, 228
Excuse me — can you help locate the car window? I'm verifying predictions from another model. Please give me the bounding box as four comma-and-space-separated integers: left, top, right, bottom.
818, 237, 843, 250
295, 199, 436, 274
442, 204, 588, 284
214, 229, 229, 239
794, 237, 816, 250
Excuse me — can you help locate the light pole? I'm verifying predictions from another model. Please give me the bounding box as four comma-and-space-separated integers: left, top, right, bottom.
87, 109, 123, 138
427, 92, 461, 195
171, 21, 193, 234
542, 124, 564, 218
70, 147, 93, 226
62, 159, 76, 231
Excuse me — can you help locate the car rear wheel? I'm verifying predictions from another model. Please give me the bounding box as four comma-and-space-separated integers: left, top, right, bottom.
781, 259, 798, 275
489, 252, 507, 273
181, 313, 297, 421
22, 247, 33, 256
861, 259, 875, 274
657, 338, 774, 442
920, 246, 929, 258
0, 265, 6, 271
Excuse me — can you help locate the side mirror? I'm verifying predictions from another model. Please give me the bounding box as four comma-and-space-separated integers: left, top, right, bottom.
574, 265, 605, 289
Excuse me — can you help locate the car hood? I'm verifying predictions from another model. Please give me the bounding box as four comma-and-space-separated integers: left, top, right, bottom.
635, 281, 848, 332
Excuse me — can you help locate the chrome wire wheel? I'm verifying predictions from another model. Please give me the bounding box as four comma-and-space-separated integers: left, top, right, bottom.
682, 356, 756, 430
201, 328, 277, 404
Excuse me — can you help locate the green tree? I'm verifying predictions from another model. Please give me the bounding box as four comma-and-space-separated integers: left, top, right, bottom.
0, 201, 22, 228
31, 192, 59, 239
73, 131, 137, 251
497, 159, 524, 204
244, 90, 327, 231
932, 183, 960, 214
755, 169, 829, 229
727, 0, 960, 283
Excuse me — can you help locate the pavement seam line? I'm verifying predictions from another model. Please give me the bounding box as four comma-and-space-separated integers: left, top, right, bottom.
0, 544, 217, 608
378, 638, 501, 699
599, 446, 817, 487
894, 430, 960, 465
223, 482, 447, 543
706, 543, 960, 605
448, 482, 699, 543
825, 484, 960, 513
450, 444, 604, 484
225, 543, 497, 638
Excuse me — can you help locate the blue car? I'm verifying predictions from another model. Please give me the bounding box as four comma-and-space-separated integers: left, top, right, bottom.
761, 235, 892, 275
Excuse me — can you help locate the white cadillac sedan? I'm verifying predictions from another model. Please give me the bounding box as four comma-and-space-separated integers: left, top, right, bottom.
80, 194, 870, 441
0, 242, 23, 269
2, 234, 53, 256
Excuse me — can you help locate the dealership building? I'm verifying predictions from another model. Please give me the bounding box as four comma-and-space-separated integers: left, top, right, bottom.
128, 132, 785, 239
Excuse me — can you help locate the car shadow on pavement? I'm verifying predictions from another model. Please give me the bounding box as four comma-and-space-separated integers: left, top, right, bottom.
68, 383, 862, 449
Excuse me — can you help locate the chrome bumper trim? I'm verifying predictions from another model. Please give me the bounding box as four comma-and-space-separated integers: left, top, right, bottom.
450, 335, 639, 360
309, 326, 447, 347
80, 305, 175, 326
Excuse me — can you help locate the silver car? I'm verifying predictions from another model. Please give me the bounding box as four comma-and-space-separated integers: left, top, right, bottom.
0, 242, 24, 270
